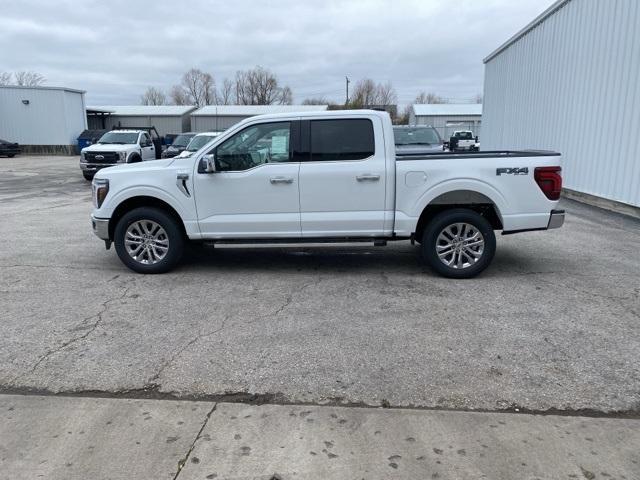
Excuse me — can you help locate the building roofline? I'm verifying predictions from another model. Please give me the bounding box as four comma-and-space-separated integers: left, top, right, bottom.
483, 0, 571, 64
0, 84, 86, 94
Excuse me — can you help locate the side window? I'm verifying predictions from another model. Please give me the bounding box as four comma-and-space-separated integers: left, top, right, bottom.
310, 119, 374, 161
141, 133, 151, 145
214, 122, 291, 171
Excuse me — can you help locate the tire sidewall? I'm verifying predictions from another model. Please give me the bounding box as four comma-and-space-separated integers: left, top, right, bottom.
114, 207, 184, 274
422, 209, 496, 278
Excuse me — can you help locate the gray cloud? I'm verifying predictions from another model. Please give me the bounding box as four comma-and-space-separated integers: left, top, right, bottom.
0, 0, 553, 105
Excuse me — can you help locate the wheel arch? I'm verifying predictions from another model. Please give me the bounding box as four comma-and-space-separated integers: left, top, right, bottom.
108, 196, 187, 240
413, 189, 503, 239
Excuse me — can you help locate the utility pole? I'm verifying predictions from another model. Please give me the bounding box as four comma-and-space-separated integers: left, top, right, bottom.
345, 76, 350, 106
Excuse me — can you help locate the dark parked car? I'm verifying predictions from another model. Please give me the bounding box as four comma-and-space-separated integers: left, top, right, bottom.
161, 132, 197, 158
0, 139, 20, 157
393, 126, 444, 154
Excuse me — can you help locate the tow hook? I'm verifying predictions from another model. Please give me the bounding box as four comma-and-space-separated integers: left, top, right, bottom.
104, 240, 112, 250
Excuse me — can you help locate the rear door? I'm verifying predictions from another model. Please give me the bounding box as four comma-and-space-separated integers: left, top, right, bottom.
298, 116, 386, 237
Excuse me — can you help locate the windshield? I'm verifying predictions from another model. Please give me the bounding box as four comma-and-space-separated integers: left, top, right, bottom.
186, 135, 216, 152
394, 127, 441, 146
454, 131, 473, 140
172, 134, 195, 148
97, 132, 139, 145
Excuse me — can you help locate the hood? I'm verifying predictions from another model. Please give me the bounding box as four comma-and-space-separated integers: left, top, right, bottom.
395, 143, 443, 154
82, 143, 136, 153
95, 158, 175, 177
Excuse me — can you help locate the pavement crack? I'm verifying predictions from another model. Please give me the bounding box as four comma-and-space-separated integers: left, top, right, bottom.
14, 287, 131, 381
173, 403, 217, 479
148, 314, 231, 385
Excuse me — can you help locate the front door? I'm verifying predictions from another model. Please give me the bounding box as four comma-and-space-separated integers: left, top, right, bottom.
298, 117, 387, 237
193, 121, 301, 238
140, 133, 156, 160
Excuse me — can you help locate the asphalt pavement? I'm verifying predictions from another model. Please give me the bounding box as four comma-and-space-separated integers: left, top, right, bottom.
1, 156, 639, 414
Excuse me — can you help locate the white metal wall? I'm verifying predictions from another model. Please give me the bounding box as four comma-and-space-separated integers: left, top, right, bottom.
0, 87, 87, 145
411, 115, 482, 139
105, 116, 187, 136
191, 115, 249, 132
483, 0, 640, 207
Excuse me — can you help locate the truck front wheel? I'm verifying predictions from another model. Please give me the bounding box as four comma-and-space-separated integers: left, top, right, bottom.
421, 209, 496, 278
114, 207, 184, 274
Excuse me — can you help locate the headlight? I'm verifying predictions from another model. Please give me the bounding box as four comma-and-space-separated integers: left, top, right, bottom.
92, 178, 109, 208
118, 151, 127, 162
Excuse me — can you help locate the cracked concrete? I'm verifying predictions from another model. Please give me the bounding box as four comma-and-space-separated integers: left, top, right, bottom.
1, 156, 639, 414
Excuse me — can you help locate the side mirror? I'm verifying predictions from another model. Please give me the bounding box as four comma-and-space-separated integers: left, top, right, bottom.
475, 136, 479, 142
201, 153, 216, 173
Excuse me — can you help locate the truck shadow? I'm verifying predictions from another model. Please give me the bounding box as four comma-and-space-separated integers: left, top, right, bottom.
178, 242, 550, 278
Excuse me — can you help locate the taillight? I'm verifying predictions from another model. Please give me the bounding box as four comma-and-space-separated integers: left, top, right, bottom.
534, 166, 562, 200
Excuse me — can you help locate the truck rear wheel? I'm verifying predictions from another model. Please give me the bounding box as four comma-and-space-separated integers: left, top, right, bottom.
421, 209, 496, 278
114, 207, 184, 274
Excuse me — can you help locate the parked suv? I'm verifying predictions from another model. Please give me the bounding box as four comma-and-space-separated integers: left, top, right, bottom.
175, 132, 220, 158
161, 132, 197, 159
449, 130, 480, 152
394, 126, 443, 154
80, 129, 158, 180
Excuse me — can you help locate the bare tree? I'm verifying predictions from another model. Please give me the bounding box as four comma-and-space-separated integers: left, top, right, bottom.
350, 78, 377, 107
279, 85, 293, 105
180, 68, 215, 107
169, 85, 190, 105
234, 66, 292, 105
414, 91, 447, 104
217, 78, 234, 105
140, 87, 167, 105
375, 81, 397, 106
13, 71, 46, 86
0, 72, 12, 85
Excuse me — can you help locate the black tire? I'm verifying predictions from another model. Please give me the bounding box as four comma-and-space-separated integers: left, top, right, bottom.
114, 207, 184, 274
8, 154, 15, 158
421, 208, 496, 279
128, 153, 141, 163
83, 172, 94, 181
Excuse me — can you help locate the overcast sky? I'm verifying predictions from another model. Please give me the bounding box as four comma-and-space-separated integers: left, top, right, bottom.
0, 0, 554, 106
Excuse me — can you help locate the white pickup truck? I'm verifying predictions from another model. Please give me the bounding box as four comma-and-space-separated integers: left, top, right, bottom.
90, 110, 564, 278
80, 129, 158, 180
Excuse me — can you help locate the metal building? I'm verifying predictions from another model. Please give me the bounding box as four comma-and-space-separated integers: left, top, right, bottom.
0, 85, 87, 155
482, 0, 640, 211
87, 105, 197, 136
190, 105, 329, 132
409, 104, 483, 140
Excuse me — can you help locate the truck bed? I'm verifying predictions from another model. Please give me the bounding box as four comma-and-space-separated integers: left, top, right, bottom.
396, 150, 561, 160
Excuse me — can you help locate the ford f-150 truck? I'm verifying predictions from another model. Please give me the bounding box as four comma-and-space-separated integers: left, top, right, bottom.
80, 129, 159, 180
90, 110, 564, 278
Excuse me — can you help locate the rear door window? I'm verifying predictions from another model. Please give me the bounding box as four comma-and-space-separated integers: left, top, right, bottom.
309, 119, 374, 161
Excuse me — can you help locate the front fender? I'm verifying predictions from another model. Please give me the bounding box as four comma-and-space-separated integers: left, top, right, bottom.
98, 185, 192, 221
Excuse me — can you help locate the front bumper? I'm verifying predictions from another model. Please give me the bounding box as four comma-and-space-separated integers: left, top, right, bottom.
547, 209, 565, 229
91, 215, 110, 240
80, 162, 117, 173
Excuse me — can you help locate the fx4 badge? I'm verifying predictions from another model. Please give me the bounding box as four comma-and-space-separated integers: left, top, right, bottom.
496, 167, 529, 176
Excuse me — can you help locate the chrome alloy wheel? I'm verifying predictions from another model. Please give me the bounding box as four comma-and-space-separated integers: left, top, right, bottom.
124, 220, 169, 265
435, 222, 485, 269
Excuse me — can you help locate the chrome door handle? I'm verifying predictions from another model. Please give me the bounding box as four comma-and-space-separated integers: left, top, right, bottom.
356, 174, 380, 181
270, 176, 294, 184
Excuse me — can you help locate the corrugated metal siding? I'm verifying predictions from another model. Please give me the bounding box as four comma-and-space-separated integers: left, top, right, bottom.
483, 0, 640, 207
0, 87, 86, 145
412, 115, 482, 139
105, 116, 186, 136
191, 115, 250, 132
